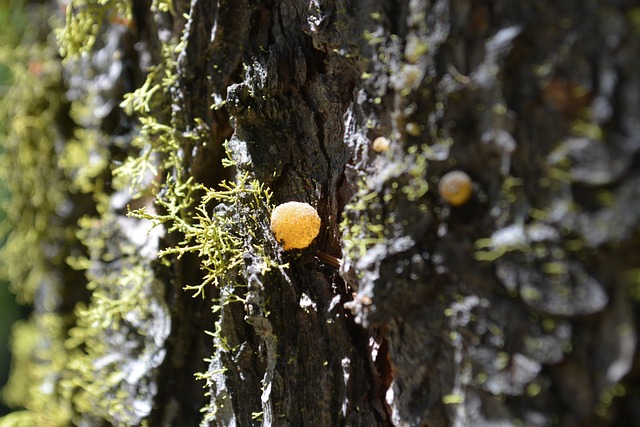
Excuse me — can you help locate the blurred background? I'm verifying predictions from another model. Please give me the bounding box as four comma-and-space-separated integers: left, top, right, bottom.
0, 0, 30, 416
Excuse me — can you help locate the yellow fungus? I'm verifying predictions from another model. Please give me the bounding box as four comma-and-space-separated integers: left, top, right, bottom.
372, 136, 391, 152
438, 170, 473, 206
270, 202, 321, 250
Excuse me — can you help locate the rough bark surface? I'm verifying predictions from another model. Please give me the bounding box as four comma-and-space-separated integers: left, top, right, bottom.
2, 1, 640, 427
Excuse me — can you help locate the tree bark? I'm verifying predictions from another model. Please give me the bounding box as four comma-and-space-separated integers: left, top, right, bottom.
2, 0, 640, 426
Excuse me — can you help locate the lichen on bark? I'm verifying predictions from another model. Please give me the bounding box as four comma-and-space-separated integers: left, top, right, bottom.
2, 0, 640, 426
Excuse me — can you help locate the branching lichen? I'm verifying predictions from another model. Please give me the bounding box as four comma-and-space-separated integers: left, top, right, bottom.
62, 214, 169, 426
57, 0, 132, 59
116, 43, 180, 196
1, 1, 174, 424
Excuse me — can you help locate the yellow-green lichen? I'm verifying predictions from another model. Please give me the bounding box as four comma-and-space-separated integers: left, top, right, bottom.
116, 42, 181, 196
61, 216, 168, 425
341, 144, 430, 276
1, 1, 179, 424
0, 41, 69, 304
2, 0, 286, 424
133, 170, 279, 298
1, 316, 73, 426
57, 0, 132, 59
0, 5, 84, 425
58, 128, 110, 198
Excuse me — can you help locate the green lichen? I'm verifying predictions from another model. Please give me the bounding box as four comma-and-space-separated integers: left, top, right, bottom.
61, 214, 168, 426
151, 0, 175, 14
3, 0, 284, 423
130, 165, 283, 422
57, 0, 132, 58
1, 316, 73, 426
58, 128, 110, 199
340, 178, 386, 262
0, 42, 69, 305
571, 119, 603, 141
341, 144, 430, 278
1, 1, 175, 424
132, 170, 278, 298
115, 27, 282, 421
116, 43, 180, 196
624, 268, 640, 300
0, 5, 82, 425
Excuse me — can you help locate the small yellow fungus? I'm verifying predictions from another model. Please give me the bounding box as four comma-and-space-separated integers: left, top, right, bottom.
438, 170, 473, 206
372, 136, 391, 152
270, 202, 321, 250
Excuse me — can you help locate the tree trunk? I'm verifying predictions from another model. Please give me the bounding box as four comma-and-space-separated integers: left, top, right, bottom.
2, 0, 640, 426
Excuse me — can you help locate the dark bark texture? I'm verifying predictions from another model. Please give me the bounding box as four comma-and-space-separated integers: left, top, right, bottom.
2, 0, 640, 426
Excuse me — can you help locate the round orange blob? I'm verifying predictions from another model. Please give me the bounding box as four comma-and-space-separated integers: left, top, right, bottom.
270, 202, 321, 250
372, 136, 391, 152
438, 171, 473, 206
